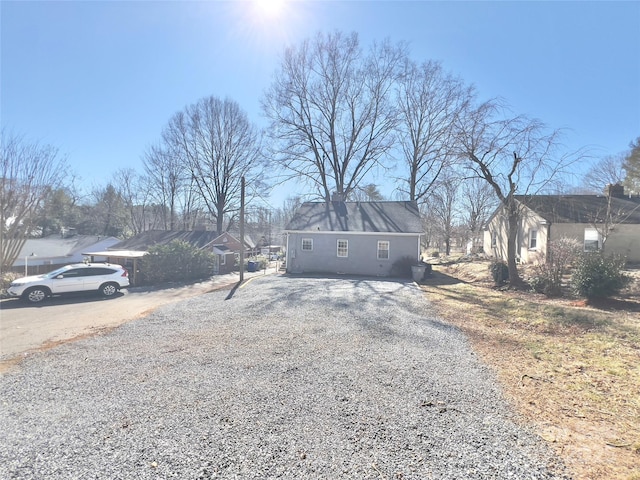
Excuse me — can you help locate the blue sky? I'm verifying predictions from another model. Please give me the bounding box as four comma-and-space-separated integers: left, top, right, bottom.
2, 1, 639, 207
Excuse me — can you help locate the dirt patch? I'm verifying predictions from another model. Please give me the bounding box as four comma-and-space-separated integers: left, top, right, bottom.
421, 259, 640, 480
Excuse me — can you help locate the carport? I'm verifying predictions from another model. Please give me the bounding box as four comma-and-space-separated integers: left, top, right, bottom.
82, 250, 147, 286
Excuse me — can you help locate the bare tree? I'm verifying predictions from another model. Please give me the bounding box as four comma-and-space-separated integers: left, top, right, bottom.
143, 144, 186, 230
427, 174, 460, 256
162, 96, 264, 235
396, 59, 472, 202
112, 168, 153, 235
178, 175, 206, 230
459, 176, 498, 251
262, 31, 406, 201
1, 131, 69, 272
582, 153, 626, 194
456, 100, 577, 286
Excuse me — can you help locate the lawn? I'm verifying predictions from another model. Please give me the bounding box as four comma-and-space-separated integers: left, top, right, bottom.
420, 259, 640, 480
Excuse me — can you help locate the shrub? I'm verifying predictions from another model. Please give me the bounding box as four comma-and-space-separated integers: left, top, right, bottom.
489, 260, 509, 286
0, 271, 21, 297
141, 240, 215, 284
391, 256, 416, 278
529, 237, 581, 297
571, 253, 631, 299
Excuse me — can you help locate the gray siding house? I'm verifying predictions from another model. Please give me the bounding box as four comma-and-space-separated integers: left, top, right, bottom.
285, 200, 422, 276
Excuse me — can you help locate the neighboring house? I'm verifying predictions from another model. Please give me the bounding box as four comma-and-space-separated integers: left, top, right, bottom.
12, 234, 121, 275
204, 232, 253, 275
84, 230, 222, 285
484, 185, 640, 264
284, 200, 423, 276
84, 230, 255, 284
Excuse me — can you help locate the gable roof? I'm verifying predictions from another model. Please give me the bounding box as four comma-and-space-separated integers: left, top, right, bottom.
111, 230, 220, 251
14, 235, 121, 267
516, 195, 640, 224
285, 201, 422, 233
205, 232, 250, 253
17, 235, 121, 259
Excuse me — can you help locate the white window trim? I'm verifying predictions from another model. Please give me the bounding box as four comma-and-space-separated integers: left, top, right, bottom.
337, 239, 348, 258
584, 228, 601, 252
301, 238, 313, 251
220, 254, 226, 265
377, 240, 390, 260
528, 229, 538, 250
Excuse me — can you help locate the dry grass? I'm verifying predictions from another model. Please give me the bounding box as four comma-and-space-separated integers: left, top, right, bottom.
420, 259, 640, 480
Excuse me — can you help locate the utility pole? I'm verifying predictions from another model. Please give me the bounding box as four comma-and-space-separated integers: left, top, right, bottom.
239, 177, 245, 282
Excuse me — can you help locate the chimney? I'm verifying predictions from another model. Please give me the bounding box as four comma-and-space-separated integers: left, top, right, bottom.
606, 183, 625, 198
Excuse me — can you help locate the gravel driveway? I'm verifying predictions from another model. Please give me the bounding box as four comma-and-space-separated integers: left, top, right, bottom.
0, 275, 567, 479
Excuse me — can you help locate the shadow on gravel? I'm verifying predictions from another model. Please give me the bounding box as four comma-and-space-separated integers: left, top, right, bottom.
255, 273, 461, 344
225, 281, 242, 300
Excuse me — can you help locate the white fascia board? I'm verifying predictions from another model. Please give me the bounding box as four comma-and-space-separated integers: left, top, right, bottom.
285, 230, 420, 236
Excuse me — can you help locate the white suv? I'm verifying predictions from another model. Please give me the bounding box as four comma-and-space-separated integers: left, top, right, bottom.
8, 263, 130, 304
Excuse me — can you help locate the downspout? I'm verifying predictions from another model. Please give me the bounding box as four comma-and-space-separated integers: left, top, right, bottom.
285, 232, 290, 273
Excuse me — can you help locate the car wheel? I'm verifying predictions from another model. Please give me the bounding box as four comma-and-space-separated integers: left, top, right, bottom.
100, 282, 119, 297
23, 287, 49, 304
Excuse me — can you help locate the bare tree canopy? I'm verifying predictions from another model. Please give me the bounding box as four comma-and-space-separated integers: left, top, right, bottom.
1, 130, 69, 271
396, 59, 473, 203
160, 96, 265, 235
427, 173, 460, 256
459, 176, 498, 241
456, 100, 579, 286
582, 153, 626, 194
143, 144, 187, 231
262, 31, 406, 202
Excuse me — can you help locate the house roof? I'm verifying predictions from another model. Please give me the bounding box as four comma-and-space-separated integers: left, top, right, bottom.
516, 194, 640, 224
207, 232, 253, 251
211, 245, 234, 255
285, 201, 422, 233
14, 235, 121, 266
111, 230, 221, 251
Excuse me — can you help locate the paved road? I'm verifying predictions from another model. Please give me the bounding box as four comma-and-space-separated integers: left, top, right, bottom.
0, 268, 276, 367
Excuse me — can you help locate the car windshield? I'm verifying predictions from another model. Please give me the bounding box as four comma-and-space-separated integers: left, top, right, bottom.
45, 266, 73, 278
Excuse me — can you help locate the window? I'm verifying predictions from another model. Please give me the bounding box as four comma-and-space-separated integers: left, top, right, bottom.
337, 239, 348, 257
301, 238, 313, 251
528, 229, 538, 250
377, 241, 390, 260
584, 228, 600, 252
491, 231, 497, 248
60, 269, 83, 278
220, 254, 226, 265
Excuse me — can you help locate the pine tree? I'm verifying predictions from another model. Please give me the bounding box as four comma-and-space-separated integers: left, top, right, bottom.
622, 136, 640, 194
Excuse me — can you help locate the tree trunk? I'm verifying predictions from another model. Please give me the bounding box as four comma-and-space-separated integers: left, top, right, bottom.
506, 207, 523, 287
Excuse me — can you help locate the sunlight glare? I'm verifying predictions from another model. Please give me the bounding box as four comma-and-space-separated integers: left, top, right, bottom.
252, 0, 287, 20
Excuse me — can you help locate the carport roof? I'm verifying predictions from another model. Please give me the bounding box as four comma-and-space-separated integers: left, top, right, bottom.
82, 250, 148, 258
